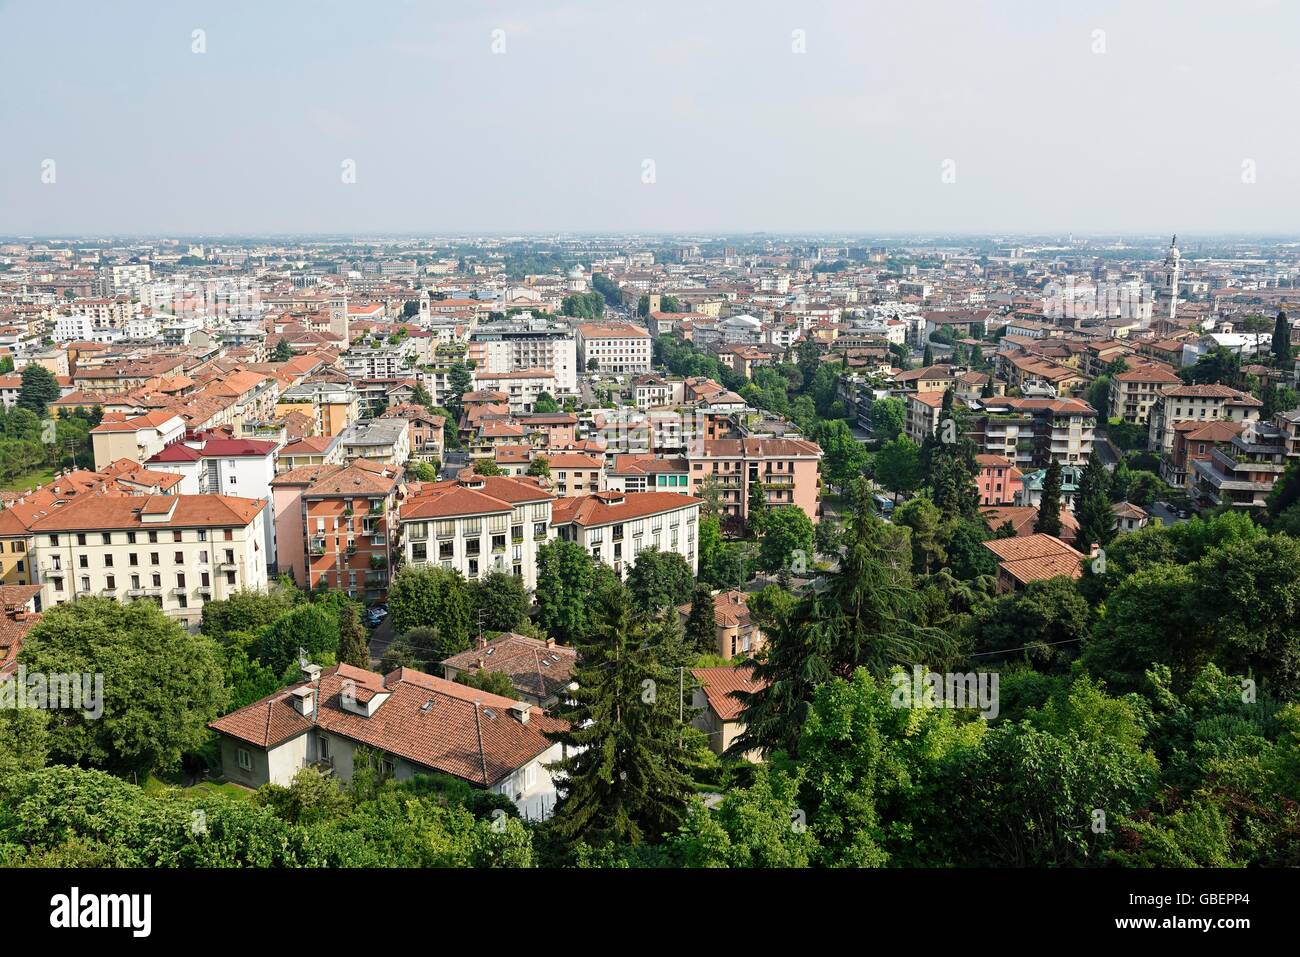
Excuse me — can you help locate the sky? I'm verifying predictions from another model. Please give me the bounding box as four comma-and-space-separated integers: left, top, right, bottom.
1, 0, 1298, 236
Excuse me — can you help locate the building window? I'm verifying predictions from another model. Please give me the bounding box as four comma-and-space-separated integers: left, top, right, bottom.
237, 747, 252, 771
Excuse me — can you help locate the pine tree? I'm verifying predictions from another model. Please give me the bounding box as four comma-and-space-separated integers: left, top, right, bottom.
1074, 454, 1115, 550
683, 583, 718, 655
545, 587, 696, 846
336, 604, 371, 668
1034, 459, 1063, 537
1273, 311, 1292, 366
923, 343, 934, 367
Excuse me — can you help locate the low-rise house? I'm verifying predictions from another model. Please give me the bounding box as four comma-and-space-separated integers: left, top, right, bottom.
677, 589, 764, 660
441, 633, 577, 708
209, 662, 568, 819
980, 504, 1080, 545
983, 533, 1086, 593
690, 665, 767, 761
1112, 501, 1150, 534
974, 454, 1023, 506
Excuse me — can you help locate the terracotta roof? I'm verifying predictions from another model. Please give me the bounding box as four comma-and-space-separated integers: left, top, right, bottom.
401, 475, 552, 519
550, 490, 701, 527
983, 533, 1085, 585
441, 634, 577, 702
690, 665, 766, 722
209, 663, 566, 787
27, 493, 263, 532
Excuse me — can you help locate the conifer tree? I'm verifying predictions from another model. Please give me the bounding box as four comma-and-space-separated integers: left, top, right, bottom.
1034, 459, 1064, 537
1074, 454, 1115, 550
545, 587, 696, 846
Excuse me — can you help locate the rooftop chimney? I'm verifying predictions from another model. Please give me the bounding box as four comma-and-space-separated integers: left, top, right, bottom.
289, 685, 315, 716
544, 637, 556, 649
300, 662, 321, 683
509, 701, 531, 724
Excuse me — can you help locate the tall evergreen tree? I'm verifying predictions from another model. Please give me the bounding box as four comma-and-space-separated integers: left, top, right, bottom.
1074, 454, 1115, 550
683, 582, 718, 655
17, 364, 60, 417
923, 342, 934, 367
545, 588, 696, 846
336, 604, 371, 668
1272, 311, 1292, 366
729, 494, 952, 758
1034, 459, 1064, 537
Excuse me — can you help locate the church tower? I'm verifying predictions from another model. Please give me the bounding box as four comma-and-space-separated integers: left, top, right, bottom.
1160, 234, 1181, 323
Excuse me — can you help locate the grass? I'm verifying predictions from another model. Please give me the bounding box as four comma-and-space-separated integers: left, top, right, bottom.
143, 774, 256, 801
1, 465, 57, 494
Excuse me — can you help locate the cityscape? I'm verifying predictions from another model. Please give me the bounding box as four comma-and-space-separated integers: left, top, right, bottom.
0, 0, 1290, 934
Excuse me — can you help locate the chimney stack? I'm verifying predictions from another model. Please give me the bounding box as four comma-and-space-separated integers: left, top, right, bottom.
289, 686, 315, 716
509, 701, 531, 724
544, 637, 556, 648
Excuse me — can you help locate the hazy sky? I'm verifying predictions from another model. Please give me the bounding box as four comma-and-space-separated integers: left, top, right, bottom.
2, 0, 1297, 236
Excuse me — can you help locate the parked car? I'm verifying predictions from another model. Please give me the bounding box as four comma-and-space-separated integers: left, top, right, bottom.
364, 605, 388, 628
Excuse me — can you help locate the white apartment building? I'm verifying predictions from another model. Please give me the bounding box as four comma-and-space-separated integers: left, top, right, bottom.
108, 263, 152, 294
576, 323, 653, 374
471, 369, 557, 414
28, 493, 269, 628
146, 436, 280, 557
469, 321, 578, 393
551, 490, 701, 580
398, 474, 555, 591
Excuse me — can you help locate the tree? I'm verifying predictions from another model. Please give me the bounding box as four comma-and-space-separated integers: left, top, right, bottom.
758, 506, 815, 574
17, 598, 225, 778
922, 343, 934, 367
874, 436, 921, 502
697, 513, 723, 582
526, 456, 550, 479
730, 497, 951, 757
892, 496, 945, 576
535, 539, 599, 642
812, 419, 869, 490
970, 576, 1091, 669
455, 668, 518, 698
1074, 454, 1115, 550
386, 566, 472, 654
201, 586, 301, 642
412, 383, 435, 409
626, 547, 695, 611
1273, 311, 1293, 366
533, 392, 560, 414
867, 397, 906, 443
1034, 459, 1063, 537
746, 480, 769, 535
16, 364, 60, 417
337, 604, 371, 668
469, 571, 529, 633
544, 588, 696, 846
682, 583, 717, 655
471, 458, 504, 476
446, 363, 473, 413
257, 603, 342, 675
406, 461, 438, 482
272, 339, 294, 362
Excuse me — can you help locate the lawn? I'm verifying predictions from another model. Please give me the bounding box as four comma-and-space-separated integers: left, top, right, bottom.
1, 465, 57, 495
143, 774, 256, 801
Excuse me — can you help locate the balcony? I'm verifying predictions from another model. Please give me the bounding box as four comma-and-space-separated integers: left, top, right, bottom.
218, 561, 238, 572
309, 538, 326, 556
171, 587, 188, 597
197, 586, 212, 597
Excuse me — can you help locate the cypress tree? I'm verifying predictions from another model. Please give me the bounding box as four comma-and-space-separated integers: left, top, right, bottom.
1074, 454, 1115, 549
1034, 459, 1063, 537
683, 583, 718, 656
336, 604, 371, 669
1273, 311, 1292, 366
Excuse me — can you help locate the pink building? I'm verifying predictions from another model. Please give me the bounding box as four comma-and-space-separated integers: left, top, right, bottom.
687, 437, 822, 532
975, 454, 1023, 506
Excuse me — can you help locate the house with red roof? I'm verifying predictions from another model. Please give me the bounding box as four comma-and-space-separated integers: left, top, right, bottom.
209, 662, 568, 819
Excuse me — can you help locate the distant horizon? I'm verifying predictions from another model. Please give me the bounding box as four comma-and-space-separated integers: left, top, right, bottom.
4, 1, 1299, 235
